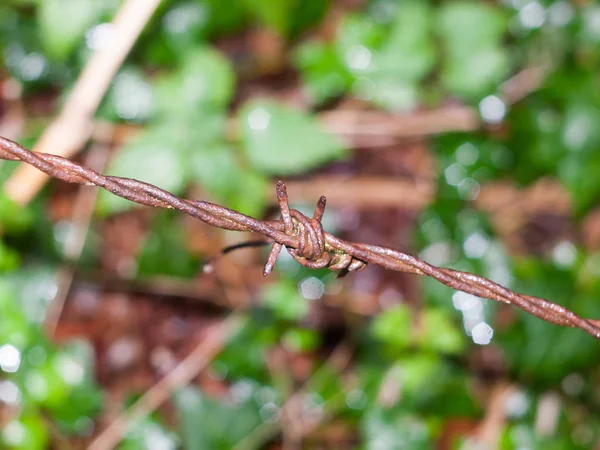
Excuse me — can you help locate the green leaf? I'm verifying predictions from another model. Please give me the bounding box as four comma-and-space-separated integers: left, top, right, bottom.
38, 0, 102, 60
188, 145, 269, 217
282, 327, 321, 352
419, 309, 465, 355
263, 279, 309, 321
153, 47, 235, 116
0, 242, 20, 272
224, 170, 269, 218
0, 193, 33, 232
138, 211, 201, 278
293, 41, 352, 104
175, 386, 262, 450
335, 4, 435, 111
2, 414, 48, 450
161, 2, 211, 50
395, 354, 444, 396
441, 47, 510, 100
214, 314, 275, 382
362, 407, 433, 450
45, 341, 103, 433
377, 2, 436, 81
353, 77, 420, 112
120, 417, 179, 450
101, 68, 154, 123
201, 0, 246, 37
335, 13, 386, 67
437, 2, 507, 56
561, 101, 600, 153
24, 354, 72, 409
243, 0, 329, 38
371, 305, 413, 351
558, 151, 600, 215
0, 301, 31, 349
240, 99, 347, 175
97, 125, 189, 215
497, 260, 600, 383
5, 265, 59, 324
242, 0, 292, 36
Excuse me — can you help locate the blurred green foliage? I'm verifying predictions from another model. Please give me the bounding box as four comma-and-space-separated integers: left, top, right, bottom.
1, 0, 600, 448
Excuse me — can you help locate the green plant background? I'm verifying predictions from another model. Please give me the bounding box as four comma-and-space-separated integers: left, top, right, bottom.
1, 0, 600, 448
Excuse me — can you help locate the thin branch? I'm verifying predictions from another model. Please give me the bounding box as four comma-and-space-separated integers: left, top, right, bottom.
1, 135, 599, 339
234, 343, 354, 450
3, 0, 161, 205
46, 140, 110, 335
88, 314, 243, 450
320, 66, 546, 140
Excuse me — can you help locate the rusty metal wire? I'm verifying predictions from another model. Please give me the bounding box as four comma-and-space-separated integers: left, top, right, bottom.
2, 135, 600, 339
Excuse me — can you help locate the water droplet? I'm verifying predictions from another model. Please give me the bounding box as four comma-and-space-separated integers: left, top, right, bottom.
346, 389, 367, 410
444, 163, 466, 186
113, 72, 153, 121
27, 346, 47, 367
463, 232, 489, 259
563, 111, 594, 151
562, 373, 584, 397
548, 1, 574, 27
25, 371, 48, 401
504, 389, 530, 418
457, 178, 480, 200
346, 45, 372, 71
230, 379, 255, 403
106, 337, 140, 372
260, 402, 280, 422
144, 422, 177, 450
86, 23, 116, 51
19, 53, 47, 81
55, 354, 85, 386
420, 241, 453, 266
455, 142, 479, 166
489, 265, 512, 287
2, 421, 25, 446
552, 240, 577, 268
163, 3, 206, 35
583, 7, 600, 40
248, 108, 270, 131
298, 277, 325, 300
519, 2, 546, 29
463, 298, 485, 335
452, 292, 480, 312
302, 393, 324, 423
479, 95, 507, 124
0, 344, 21, 373
471, 322, 494, 345
255, 386, 277, 406
0, 380, 21, 406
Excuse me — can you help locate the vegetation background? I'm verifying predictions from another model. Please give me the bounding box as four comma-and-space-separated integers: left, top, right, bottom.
1, 0, 600, 448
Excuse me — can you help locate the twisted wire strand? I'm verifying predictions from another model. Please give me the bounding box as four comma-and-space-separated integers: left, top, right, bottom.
1, 136, 599, 339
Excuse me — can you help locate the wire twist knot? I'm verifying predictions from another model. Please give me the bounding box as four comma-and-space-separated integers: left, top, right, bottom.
263, 181, 367, 276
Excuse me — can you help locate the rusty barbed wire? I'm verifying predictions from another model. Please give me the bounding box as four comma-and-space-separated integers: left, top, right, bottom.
1, 135, 600, 339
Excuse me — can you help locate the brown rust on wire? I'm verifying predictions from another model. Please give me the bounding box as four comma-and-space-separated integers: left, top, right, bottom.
1, 135, 600, 339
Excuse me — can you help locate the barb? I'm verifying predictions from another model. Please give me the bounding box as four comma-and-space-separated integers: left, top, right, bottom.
1, 135, 600, 339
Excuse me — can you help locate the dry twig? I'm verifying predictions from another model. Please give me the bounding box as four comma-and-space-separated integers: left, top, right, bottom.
88, 314, 242, 450
45, 139, 111, 335
3, 0, 161, 205
1, 135, 600, 339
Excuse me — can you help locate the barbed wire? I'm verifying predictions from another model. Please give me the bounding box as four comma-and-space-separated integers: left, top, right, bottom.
1, 135, 600, 339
